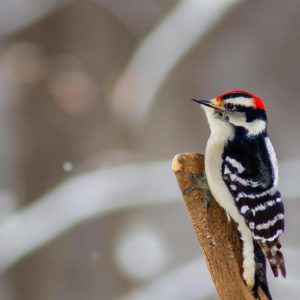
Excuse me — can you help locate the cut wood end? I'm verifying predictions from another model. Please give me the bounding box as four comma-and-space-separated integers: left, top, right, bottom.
172, 152, 203, 172
171, 153, 184, 172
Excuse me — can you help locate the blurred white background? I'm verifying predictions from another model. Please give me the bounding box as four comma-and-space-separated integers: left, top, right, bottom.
0, 0, 299, 299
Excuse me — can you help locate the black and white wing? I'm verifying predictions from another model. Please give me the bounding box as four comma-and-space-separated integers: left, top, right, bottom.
222, 135, 286, 277
222, 136, 284, 242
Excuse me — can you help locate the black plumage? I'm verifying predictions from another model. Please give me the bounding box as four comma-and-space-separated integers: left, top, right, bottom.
221, 126, 286, 280
222, 127, 284, 240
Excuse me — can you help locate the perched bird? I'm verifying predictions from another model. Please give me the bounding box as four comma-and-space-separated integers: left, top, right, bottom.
192, 90, 285, 299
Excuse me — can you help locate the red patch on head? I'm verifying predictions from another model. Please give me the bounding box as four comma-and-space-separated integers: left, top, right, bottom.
253, 95, 265, 110
217, 89, 266, 110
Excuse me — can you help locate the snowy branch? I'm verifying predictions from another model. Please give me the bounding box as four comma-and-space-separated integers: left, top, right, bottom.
119, 258, 215, 300
0, 160, 178, 271
0, 0, 73, 37
0, 157, 297, 272
110, 0, 244, 123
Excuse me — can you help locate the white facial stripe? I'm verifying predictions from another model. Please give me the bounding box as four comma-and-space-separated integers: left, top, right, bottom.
245, 119, 267, 136
225, 97, 254, 107
228, 115, 266, 136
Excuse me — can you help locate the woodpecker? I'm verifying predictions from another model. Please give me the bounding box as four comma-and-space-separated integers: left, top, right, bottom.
191, 90, 285, 299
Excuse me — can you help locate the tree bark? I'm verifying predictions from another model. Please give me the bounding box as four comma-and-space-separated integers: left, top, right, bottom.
172, 153, 269, 300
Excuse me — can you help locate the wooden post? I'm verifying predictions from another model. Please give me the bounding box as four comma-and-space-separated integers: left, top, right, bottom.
172, 153, 269, 300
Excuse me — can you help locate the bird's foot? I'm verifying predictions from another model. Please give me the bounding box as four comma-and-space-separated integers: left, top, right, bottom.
183, 171, 211, 210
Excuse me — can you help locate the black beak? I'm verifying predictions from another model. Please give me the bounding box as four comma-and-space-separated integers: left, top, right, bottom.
191, 98, 221, 110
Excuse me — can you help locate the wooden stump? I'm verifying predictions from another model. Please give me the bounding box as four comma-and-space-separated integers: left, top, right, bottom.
172, 153, 269, 300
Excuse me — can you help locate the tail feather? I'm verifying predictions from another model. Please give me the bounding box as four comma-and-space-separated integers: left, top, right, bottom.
259, 239, 286, 278
253, 241, 272, 300
253, 239, 286, 300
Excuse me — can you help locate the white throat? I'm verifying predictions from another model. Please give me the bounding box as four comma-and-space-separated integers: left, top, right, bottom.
202, 106, 234, 143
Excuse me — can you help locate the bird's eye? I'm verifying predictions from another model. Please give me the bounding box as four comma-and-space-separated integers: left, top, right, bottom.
225, 103, 235, 111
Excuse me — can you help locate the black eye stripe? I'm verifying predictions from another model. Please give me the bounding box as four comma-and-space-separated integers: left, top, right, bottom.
232, 105, 267, 122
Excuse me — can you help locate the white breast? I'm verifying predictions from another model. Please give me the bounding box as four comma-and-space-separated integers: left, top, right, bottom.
205, 129, 242, 222
204, 113, 255, 288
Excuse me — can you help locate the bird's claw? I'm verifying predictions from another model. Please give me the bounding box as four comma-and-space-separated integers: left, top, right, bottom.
183, 171, 211, 210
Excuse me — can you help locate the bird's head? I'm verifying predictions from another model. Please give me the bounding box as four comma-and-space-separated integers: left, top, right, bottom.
192, 90, 267, 136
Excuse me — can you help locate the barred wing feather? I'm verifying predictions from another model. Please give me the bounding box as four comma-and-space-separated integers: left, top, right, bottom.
221, 151, 286, 277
